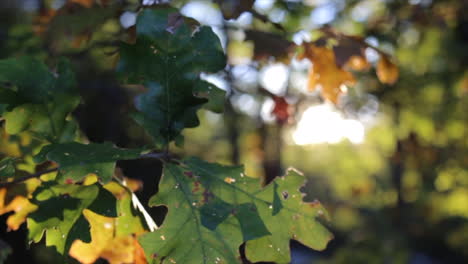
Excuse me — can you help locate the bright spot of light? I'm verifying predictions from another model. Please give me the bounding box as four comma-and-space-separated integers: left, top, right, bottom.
292, 104, 365, 145
292, 30, 312, 45
200, 73, 229, 92
254, 0, 275, 12
310, 4, 336, 25
120, 12, 137, 28
260, 97, 275, 123
351, 0, 375, 22
181, 2, 223, 26
269, 8, 286, 23
259, 63, 289, 95
231, 94, 259, 117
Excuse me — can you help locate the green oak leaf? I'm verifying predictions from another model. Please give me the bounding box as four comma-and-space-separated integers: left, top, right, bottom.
0, 158, 15, 178
0, 57, 80, 142
139, 158, 332, 263
3, 95, 79, 140
194, 80, 226, 113
244, 168, 333, 263
117, 8, 226, 146
139, 162, 247, 264
27, 183, 117, 255
34, 142, 143, 184
140, 158, 331, 263
0, 57, 54, 104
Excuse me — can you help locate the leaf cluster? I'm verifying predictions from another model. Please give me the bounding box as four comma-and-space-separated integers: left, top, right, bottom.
0, 5, 332, 264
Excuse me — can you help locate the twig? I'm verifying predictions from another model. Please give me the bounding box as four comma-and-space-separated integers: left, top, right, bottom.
319, 26, 394, 59
0, 167, 58, 188
0, 152, 169, 188
251, 10, 285, 32
140, 152, 168, 160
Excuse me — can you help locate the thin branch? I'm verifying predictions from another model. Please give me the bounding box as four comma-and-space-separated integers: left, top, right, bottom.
251, 10, 285, 32
319, 26, 394, 59
0, 167, 58, 188
140, 152, 168, 160
0, 152, 170, 188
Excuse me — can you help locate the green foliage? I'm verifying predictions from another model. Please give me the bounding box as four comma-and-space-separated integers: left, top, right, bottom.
0, 158, 15, 178
34, 142, 143, 183
244, 169, 332, 263
139, 158, 332, 264
118, 8, 226, 147
0, 57, 79, 142
0, 5, 331, 264
27, 183, 117, 255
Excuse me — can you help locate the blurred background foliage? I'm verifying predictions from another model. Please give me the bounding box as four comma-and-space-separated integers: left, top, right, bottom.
0, 0, 467, 263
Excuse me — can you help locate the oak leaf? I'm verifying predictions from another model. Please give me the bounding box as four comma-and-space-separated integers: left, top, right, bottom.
69, 209, 146, 264
300, 44, 356, 103
0, 188, 38, 231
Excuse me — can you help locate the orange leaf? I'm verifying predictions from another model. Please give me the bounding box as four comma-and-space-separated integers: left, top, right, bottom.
376, 56, 399, 85
33, 9, 56, 35
344, 55, 371, 71
301, 44, 356, 103
69, 209, 147, 264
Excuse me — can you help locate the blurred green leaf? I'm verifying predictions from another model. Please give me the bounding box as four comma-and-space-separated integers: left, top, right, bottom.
0, 157, 15, 178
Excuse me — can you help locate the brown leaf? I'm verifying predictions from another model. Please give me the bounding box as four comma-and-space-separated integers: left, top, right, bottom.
376, 55, 399, 85
301, 44, 356, 103
245, 30, 295, 63
215, 0, 255, 19
332, 38, 364, 68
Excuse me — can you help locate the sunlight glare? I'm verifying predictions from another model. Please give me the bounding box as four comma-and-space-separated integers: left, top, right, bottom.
293, 104, 365, 145
260, 63, 289, 95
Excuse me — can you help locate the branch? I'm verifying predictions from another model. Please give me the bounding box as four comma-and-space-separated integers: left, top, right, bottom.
0, 152, 169, 188
319, 26, 394, 59
0, 167, 58, 188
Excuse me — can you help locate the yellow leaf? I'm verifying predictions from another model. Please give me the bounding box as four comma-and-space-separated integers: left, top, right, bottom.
0, 188, 38, 231
376, 56, 399, 85
301, 44, 356, 103
69, 209, 147, 264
